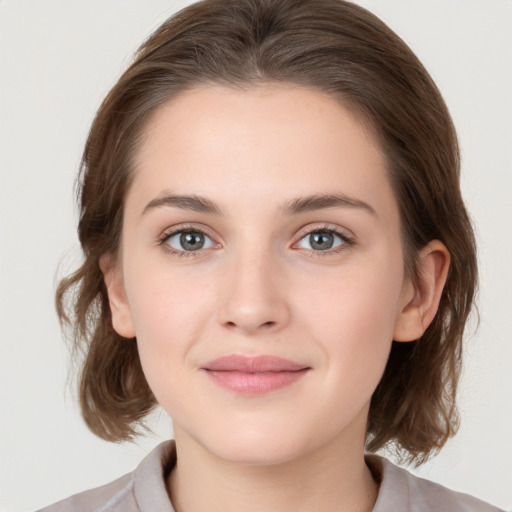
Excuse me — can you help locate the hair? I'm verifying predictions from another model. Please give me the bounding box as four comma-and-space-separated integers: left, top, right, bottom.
56, 0, 477, 464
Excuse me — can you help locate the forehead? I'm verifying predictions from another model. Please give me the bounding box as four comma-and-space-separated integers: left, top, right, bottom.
129, 84, 396, 219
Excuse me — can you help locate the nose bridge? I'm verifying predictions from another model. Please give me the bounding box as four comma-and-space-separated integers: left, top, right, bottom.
218, 240, 289, 333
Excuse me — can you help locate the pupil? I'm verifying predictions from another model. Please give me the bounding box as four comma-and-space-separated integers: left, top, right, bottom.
180, 232, 204, 251
310, 232, 333, 250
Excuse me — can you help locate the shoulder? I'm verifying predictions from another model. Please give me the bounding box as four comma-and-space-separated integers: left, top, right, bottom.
37, 472, 134, 512
37, 441, 176, 512
365, 454, 505, 512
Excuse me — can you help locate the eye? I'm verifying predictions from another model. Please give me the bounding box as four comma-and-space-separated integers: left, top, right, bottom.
295, 229, 348, 252
164, 229, 216, 252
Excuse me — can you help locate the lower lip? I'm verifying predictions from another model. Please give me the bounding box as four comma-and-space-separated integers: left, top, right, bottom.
204, 369, 309, 395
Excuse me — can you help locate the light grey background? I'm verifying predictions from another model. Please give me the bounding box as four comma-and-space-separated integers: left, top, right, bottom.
0, 1, 511, 511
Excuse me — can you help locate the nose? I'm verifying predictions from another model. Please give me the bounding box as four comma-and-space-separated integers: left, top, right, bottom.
217, 248, 290, 335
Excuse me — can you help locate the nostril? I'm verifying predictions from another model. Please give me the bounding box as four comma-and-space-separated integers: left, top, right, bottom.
223, 320, 277, 331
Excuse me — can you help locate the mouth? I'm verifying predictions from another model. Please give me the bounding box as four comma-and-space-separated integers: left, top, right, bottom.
201, 355, 311, 395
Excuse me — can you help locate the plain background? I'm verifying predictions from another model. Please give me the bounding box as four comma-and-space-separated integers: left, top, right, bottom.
1, 1, 511, 511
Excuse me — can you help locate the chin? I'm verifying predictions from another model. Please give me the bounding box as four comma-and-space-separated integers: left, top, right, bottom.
191, 422, 310, 466
214, 438, 306, 466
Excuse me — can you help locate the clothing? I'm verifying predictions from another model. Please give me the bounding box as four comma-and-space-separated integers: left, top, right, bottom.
38, 441, 504, 512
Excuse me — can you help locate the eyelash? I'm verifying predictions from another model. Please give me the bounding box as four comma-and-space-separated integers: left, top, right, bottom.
159, 225, 212, 258
296, 226, 354, 257
158, 225, 354, 258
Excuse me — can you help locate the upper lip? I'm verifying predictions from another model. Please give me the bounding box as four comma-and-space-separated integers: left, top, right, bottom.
202, 355, 309, 373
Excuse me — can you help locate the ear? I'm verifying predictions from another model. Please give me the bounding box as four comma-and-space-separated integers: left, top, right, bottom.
393, 240, 450, 342
99, 254, 136, 339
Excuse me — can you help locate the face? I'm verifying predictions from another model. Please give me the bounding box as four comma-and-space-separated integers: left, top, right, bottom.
107, 84, 418, 465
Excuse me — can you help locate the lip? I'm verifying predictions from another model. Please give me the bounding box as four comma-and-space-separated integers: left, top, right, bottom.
201, 355, 310, 395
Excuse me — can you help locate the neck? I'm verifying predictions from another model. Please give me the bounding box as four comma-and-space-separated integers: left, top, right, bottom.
167, 426, 378, 512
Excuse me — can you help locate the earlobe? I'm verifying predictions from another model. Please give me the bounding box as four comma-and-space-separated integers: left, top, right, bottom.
99, 254, 136, 339
393, 240, 450, 342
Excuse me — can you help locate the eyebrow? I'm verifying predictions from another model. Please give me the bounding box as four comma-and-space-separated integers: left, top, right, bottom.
280, 194, 377, 217
142, 194, 223, 216
141, 192, 376, 218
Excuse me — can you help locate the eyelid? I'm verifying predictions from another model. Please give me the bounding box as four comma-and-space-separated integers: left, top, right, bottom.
158, 224, 221, 256
159, 222, 218, 240
157, 222, 354, 257
292, 224, 355, 253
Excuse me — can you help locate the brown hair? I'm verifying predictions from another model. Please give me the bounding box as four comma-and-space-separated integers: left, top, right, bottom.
56, 0, 477, 463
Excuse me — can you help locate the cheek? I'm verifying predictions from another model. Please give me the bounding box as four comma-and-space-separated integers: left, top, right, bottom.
126, 252, 215, 332
297, 254, 405, 386
123, 262, 214, 383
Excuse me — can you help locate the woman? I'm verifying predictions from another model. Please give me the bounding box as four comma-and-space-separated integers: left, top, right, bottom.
38, 0, 504, 510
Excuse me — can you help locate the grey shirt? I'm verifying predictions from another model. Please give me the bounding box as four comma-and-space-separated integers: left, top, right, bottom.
38, 441, 504, 512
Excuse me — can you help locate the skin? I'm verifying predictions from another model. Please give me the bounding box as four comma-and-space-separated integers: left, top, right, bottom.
102, 84, 449, 512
